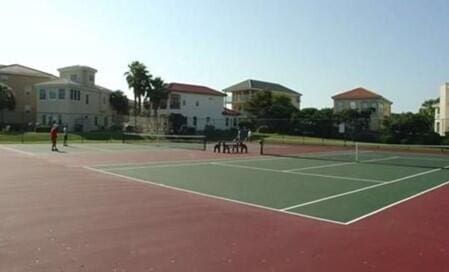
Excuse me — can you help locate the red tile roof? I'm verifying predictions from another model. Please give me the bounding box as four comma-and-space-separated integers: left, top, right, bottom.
222, 108, 240, 116
167, 83, 226, 97
332, 87, 391, 103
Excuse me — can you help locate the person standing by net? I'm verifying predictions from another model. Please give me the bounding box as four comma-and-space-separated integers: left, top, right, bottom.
63, 125, 68, 146
50, 123, 59, 151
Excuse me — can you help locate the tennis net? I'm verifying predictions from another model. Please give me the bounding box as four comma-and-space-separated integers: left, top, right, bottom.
260, 138, 449, 169
122, 133, 207, 151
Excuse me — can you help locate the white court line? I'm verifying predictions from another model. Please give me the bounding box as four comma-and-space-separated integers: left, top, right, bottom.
211, 162, 384, 184
83, 166, 346, 225
0, 145, 36, 157
109, 161, 213, 171
345, 179, 449, 224
101, 156, 291, 171
284, 155, 399, 172
283, 161, 355, 172
280, 168, 442, 212
93, 155, 289, 168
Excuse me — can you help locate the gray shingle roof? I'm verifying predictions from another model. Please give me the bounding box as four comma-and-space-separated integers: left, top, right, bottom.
223, 79, 301, 96
58, 65, 97, 73
35, 78, 113, 93
35, 78, 80, 86
0, 64, 56, 78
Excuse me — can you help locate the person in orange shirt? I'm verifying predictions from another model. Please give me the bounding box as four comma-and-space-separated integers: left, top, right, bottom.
50, 124, 59, 152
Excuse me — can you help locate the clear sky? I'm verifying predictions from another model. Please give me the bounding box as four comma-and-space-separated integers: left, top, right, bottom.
1, 0, 448, 112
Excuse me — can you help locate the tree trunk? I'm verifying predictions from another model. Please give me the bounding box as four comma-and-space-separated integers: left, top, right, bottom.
138, 96, 142, 115
133, 93, 137, 128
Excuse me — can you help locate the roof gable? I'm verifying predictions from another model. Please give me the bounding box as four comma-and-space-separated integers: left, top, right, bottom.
167, 83, 226, 97
332, 87, 391, 103
223, 79, 301, 96
0, 64, 56, 78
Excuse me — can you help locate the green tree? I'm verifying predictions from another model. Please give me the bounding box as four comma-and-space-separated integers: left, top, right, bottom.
109, 90, 129, 115
149, 77, 169, 117
381, 112, 439, 144
291, 108, 334, 137
244, 90, 298, 132
0, 83, 16, 126
419, 98, 439, 123
124, 61, 151, 115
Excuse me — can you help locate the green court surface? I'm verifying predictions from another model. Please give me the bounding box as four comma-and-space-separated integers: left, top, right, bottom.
93, 155, 449, 224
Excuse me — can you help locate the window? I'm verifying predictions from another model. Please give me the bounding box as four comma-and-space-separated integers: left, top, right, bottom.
49, 90, 57, 100
362, 102, 368, 109
225, 117, 229, 127
89, 75, 94, 82
39, 89, 46, 100
206, 117, 210, 123
42, 114, 47, 125
195, 101, 199, 107
70, 90, 81, 101
58, 114, 62, 125
350, 101, 356, 109
182, 100, 186, 106
103, 96, 106, 104
70, 74, 78, 81
86, 94, 89, 104
104, 116, 108, 127
58, 89, 65, 100
193, 116, 197, 127
436, 107, 440, 114
233, 118, 237, 127
436, 122, 440, 133
94, 116, 98, 126
170, 94, 181, 109
379, 103, 384, 113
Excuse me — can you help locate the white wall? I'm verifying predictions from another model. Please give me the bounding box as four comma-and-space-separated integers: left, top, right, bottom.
35, 84, 114, 131
157, 92, 237, 130
437, 83, 449, 136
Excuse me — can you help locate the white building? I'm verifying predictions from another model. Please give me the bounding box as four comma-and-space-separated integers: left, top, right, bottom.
35, 65, 115, 131
157, 83, 239, 130
434, 83, 449, 136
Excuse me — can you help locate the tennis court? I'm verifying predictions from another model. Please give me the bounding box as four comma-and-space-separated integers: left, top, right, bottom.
1, 137, 449, 271
89, 141, 449, 224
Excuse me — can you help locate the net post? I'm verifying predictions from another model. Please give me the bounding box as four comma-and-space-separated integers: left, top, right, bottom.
260, 139, 264, 155
355, 142, 359, 162
203, 137, 207, 151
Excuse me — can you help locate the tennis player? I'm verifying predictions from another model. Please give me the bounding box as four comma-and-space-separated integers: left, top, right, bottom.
50, 124, 59, 151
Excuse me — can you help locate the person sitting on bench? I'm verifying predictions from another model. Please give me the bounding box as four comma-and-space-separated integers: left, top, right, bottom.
222, 141, 230, 153
239, 141, 248, 153
214, 141, 222, 153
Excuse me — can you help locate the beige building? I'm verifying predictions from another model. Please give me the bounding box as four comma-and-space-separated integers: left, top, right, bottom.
0, 64, 116, 131
0, 65, 56, 126
332, 87, 392, 130
223, 79, 301, 115
35, 65, 115, 131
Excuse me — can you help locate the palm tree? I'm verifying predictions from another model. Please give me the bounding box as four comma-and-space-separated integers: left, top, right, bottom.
0, 83, 16, 126
149, 77, 169, 117
109, 90, 129, 115
124, 61, 151, 115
